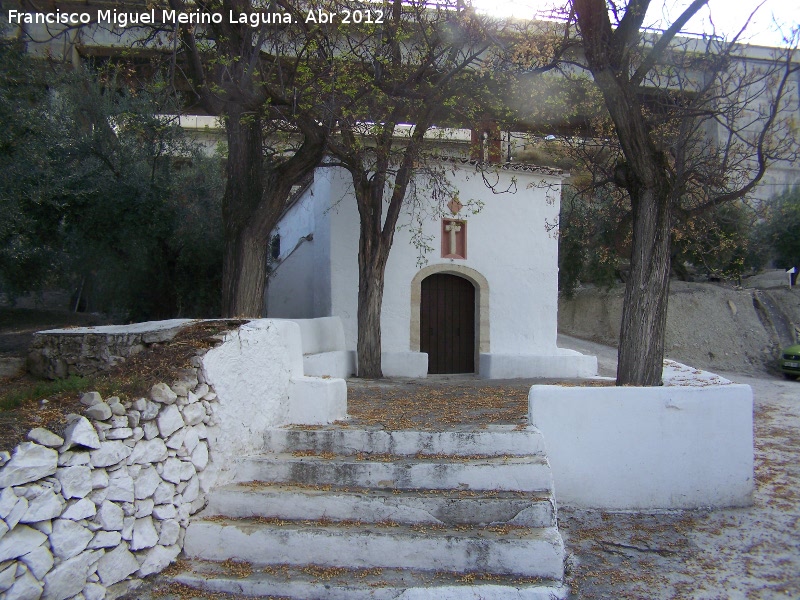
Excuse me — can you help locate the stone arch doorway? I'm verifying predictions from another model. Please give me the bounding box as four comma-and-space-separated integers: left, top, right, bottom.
410, 265, 489, 374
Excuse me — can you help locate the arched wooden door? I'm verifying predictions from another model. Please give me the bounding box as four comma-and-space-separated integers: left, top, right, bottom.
420, 273, 475, 374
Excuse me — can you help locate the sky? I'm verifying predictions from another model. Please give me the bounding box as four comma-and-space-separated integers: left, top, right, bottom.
470, 0, 798, 47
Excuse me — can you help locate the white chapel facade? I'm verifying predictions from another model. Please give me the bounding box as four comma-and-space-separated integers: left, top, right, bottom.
266, 131, 597, 379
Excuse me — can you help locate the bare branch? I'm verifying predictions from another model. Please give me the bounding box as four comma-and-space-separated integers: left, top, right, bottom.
630, 0, 709, 86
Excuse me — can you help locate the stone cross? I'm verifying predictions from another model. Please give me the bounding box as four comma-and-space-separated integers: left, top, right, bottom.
445, 221, 462, 255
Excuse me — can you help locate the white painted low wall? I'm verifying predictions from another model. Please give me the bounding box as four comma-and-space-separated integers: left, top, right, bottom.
281, 317, 356, 379
479, 350, 598, 379
287, 317, 347, 355
529, 362, 754, 510
380, 352, 429, 378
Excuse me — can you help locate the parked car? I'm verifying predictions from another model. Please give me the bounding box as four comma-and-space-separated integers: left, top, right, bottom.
780, 344, 800, 379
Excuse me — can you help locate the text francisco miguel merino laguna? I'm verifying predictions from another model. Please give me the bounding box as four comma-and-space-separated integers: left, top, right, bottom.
5, 7, 372, 27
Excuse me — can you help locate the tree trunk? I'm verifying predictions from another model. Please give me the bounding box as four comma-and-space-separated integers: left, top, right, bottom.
616, 186, 673, 386
355, 175, 389, 378
219, 110, 327, 317
220, 112, 268, 317
356, 256, 388, 378
222, 222, 269, 317
571, 0, 755, 386
578, 63, 675, 386
344, 119, 428, 378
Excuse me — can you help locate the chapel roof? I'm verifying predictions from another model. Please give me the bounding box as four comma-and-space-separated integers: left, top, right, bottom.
437, 156, 566, 177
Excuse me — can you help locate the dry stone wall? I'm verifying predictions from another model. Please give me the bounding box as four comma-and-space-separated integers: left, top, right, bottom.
27, 320, 194, 380
0, 360, 217, 600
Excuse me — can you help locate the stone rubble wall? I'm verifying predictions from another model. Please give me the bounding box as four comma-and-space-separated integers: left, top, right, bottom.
27, 320, 194, 380
0, 359, 218, 600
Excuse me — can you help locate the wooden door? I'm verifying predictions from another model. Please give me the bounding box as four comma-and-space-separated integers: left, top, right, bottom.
420, 273, 475, 374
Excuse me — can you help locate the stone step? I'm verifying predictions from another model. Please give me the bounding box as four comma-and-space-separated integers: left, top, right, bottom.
263, 426, 547, 457
170, 560, 568, 599
183, 518, 565, 579
203, 482, 557, 527
233, 454, 554, 492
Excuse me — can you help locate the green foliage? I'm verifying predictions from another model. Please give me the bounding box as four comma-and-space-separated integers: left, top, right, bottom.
557, 186, 626, 297
672, 203, 761, 281
759, 186, 800, 271
557, 186, 763, 294
0, 42, 224, 319
0, 41, 65, 294
0, 376, 92, 412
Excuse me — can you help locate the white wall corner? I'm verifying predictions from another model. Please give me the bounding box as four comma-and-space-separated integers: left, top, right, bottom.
200, 319, 307, 485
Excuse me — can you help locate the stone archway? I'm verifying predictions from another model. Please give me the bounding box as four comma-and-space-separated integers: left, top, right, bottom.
410, 264, 489, 371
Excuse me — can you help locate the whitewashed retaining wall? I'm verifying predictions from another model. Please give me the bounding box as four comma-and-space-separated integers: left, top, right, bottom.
0, 318, 347, 599
529, 361, 754, 510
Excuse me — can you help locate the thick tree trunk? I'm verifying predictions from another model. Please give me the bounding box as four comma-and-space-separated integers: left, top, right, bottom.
220, 112, 268, 317
587, 81, 675, 385
343, 120, 427, 378
571, 0, 752, 386
221, 222, 269, 317
219, 111, 327, 317
616, 186, 673, 386
355, 177, 391, 378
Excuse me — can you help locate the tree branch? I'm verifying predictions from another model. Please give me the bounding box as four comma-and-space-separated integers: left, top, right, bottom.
631, 0, 709, 86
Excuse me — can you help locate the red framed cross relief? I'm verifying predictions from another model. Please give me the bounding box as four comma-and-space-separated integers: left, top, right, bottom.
441, 219, 467, 259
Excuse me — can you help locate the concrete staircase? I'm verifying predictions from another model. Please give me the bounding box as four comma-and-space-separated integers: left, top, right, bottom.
175, 426, 567, 599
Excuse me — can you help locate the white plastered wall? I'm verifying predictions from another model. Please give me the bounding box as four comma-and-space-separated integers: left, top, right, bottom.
202, 319, 346, 487
324, 164, 594, 377
529, 364, 754, 509
267, 171, 335, 319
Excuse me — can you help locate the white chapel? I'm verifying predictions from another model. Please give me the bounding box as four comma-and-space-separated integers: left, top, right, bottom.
265, 127, 597, 379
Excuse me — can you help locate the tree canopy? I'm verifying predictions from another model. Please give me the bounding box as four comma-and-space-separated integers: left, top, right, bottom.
525, 0, 800, 384
320, 0, 500, 377
0, 39, 224, 318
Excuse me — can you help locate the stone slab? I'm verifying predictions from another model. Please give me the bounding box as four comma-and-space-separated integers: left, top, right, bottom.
262, 427, 547, 457
184, 520, 564, 579
204, 483, 555, 527
234, 455, 553, 492
36, 319, 194, 337
173, 562, 568, 600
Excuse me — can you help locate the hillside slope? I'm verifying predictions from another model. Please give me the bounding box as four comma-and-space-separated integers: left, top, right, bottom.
559, 281, 800, 375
